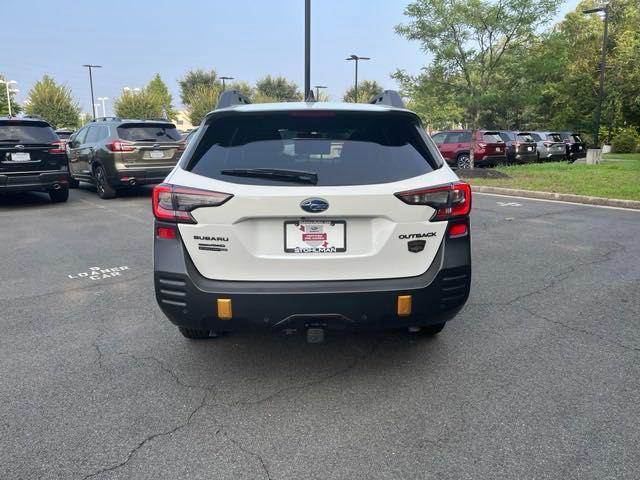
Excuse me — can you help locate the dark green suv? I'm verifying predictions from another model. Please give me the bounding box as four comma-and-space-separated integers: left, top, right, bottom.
67, 117, 185, 199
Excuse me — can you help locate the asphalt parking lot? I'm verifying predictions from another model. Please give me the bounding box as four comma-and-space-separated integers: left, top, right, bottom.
1, 186, 639, 480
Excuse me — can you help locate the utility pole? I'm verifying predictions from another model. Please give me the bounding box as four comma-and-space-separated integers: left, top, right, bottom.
346, 55, 370, 102
583, 5, 609, 148
304, 0, 311, 100
82, 64, 102, 119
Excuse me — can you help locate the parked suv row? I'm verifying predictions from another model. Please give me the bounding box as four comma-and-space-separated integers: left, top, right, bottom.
0, 116, 70, 202
433, 129, 586, 168
67, 117, 185, 199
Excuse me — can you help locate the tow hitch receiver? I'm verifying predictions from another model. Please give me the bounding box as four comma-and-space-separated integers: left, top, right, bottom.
306, 327, 325, 344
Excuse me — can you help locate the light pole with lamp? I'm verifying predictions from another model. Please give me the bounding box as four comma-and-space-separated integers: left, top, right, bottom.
314, 85, 327, 100
345, 55, 370, 102
583, 4, 609, 153
220, 76, 234, 91
0, 80, 18, 116
82, 64, 102, 120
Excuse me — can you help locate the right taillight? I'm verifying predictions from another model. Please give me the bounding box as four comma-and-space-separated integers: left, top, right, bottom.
152, 183, 233, 224
395, 182, 471, 221
106, 140, 135, 152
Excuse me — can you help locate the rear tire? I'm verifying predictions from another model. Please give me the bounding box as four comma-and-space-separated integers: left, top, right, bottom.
94, 165, 116, 199
456, 153, 471, 169
49, 187, 69, 203
178, 327, 218, 340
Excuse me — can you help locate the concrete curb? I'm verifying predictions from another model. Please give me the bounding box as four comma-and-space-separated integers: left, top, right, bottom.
471, 186, 640, 210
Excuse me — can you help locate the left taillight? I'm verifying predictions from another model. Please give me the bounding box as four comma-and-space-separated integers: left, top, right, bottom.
395, 182, 471, 221
49, 141, 66, 154
152, 183, 233, 224
176, 141, 187, 152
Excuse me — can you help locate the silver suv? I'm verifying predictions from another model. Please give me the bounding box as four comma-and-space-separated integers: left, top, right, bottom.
67, 117, 185, 198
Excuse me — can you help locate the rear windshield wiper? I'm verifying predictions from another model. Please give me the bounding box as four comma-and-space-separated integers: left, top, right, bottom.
221, 168, 318, 185
0, 139, 21, 142
133, 138, 159, 142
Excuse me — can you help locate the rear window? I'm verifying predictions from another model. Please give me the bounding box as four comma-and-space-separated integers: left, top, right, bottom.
443, 131, 471, 143
187, 112, 438, 186
531, 133, 542, 141
548, 133, 563, 142
571, 134, 583, 143
117, 123, 181, 141
483, 132, 503, 143
499, 132, 514, 142
517, 133, 534, 142
0, 121, 57, 143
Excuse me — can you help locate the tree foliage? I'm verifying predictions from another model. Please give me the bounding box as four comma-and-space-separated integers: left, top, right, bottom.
179, 69, 219, 106
394, 0, 640, 140
394, 0, 562, 128
254, 75, 302, 102
146, 73, 176, 119
185, 84, 222, 126
113, 89, 164, 119
25, 75, 80, 128
0, 74, 21, 116
343, 80, 384, 103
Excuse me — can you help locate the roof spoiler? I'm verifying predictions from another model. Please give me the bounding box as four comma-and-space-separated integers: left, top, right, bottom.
369, 90, 405, 109
91, 116, 121, 122
216, 90, 252, 109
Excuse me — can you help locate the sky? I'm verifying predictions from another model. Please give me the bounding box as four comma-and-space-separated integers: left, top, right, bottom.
3, 0, 579, 116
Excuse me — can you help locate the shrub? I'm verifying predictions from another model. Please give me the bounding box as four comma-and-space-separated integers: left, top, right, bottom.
612, 127, 639, 153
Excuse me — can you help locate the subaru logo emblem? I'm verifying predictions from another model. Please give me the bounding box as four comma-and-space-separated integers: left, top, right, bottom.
300, 198, 329, 213
15, 145, 24, 150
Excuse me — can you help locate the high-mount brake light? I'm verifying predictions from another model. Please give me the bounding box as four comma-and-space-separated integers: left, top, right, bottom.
288, 111, 336, 117
106, 140, 135, 152
49, 141, 66, 154
152, 183, 233, 224
395, 182, 471, 221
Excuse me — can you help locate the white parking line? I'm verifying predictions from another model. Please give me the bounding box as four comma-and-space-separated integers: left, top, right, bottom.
475, 192, 640, 212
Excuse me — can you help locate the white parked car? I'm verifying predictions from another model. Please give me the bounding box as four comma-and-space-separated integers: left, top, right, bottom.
153, 91, 471, 342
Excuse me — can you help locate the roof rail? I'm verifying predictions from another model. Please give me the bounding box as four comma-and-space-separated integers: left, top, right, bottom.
91, 116, 121, 122
369, 90, 405, 109
216, 90, 251, 109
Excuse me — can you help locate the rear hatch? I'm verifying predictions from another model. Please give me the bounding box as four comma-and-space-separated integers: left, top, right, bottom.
0, 120, 66, 175
477, 131, 506, 158
116, 122, 184, 167
166, 109, 462, 281
568, 133, 585, 154
515, 132, 537, 155
545, 133, 566, 155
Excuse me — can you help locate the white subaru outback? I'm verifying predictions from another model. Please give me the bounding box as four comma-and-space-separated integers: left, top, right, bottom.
153, 91, 471, 341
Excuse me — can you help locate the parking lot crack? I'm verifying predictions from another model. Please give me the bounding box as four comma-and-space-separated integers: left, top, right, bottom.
216, 427, 272, 479
81, 391, 208, 479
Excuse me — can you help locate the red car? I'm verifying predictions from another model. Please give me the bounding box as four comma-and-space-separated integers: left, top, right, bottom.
432, 130, 507, 169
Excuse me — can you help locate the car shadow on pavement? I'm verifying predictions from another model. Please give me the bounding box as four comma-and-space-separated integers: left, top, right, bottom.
77, 183, 154, 199
0, 191, 55, 209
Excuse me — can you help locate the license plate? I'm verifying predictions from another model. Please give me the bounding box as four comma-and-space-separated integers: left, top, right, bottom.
284, 220, 346, 253
527, 146, 533, 151
10, 152, 31, 162
149, 150, 164, 159
496, 147, 501, 152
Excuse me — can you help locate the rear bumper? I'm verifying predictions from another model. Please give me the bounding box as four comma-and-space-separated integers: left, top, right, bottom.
0, 171, 70, 193
474, 154, 505, 167
109, 167, 173, 187
569, 149, 586, 160
513, 152, 537, 164
154, 220, 471, 332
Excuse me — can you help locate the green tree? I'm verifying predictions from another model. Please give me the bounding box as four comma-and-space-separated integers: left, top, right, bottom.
25, 75, 80, 128
227, 81, 254, 100
146, 73, 176, 119
0, 75, 21, 116
113, 89, 164, 119
343, 80, 384, 103
254, 75, 302, 102
185, 84, 222, 126
179, 69, 219, 106
394, 0, 562, 128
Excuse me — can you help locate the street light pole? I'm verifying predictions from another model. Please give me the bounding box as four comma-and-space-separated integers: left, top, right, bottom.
82, 64, 102, 120
304, 0, 311, 100
314, 85, 327, 100
346, 55, 370, 102
220, 76, 234, 91
583, 5, 609, 148
0, 80, 18, 116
